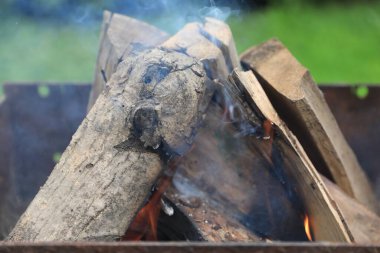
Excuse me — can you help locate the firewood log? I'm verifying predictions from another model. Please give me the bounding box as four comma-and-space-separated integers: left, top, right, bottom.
88, 13, 239, 109
227, 70, 353, 242
241, 39, 378, 213
159, 70, 353, 242
6, 48, 212, 241
162, 22, 229, 80
9, 13, 239, 241
87, 11, 169, 110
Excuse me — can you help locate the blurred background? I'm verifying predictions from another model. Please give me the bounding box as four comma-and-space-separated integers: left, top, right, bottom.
0, 0, 379, 95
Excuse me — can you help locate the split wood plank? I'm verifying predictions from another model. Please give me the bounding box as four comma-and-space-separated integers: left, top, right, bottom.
323, 176, 380, 243
229, 70, 353, 242
241, 39, 378, 213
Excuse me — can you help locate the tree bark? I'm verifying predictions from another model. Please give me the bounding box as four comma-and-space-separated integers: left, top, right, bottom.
7, 48, 211, 241
88, 11, 169, 110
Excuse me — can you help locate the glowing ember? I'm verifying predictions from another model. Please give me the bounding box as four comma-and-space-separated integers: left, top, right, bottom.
262, 119, 274, 141
304, 215, 313, 241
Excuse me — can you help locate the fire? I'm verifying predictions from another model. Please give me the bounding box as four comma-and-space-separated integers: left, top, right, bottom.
122, 188, 162, 241
122, 158, 180, 241
304, 215, 313, 241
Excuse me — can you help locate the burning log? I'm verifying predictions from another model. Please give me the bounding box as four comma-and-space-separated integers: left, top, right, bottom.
6, 48, 212, 241
122, 17, 244, 242
241, 39, 378, 213
87, 11, 169, 110
6, 12, 373, 243
227, 70, 352, 241
159, 70, 353, 242
6, 14, 238, 242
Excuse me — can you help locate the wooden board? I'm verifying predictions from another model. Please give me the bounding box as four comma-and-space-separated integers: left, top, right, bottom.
241, 39, 378, 213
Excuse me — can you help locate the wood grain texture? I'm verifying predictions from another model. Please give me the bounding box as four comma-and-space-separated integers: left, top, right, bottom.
88, 11, 169, 110
229, 70, 352, 242
202, 17, 241, 72
240, 39, 378, 213
162, 17, 240, 80
89, 13, 240, 110
7, 48, 210, 241
162, 23, 229, 80
323, 176, 380, 243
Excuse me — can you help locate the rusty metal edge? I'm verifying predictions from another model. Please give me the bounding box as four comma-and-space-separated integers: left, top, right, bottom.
0, 242, 379, 253
2, 82, 379, 87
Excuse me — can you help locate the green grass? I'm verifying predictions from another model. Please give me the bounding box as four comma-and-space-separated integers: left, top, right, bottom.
0, 16, 99, 86
229, 1, 380, 83
0, 1, 379, 89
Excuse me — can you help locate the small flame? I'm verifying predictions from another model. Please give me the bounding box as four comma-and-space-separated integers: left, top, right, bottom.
304, 215, 313, 241
122, 188, 162, 241
122, 158, 180, 241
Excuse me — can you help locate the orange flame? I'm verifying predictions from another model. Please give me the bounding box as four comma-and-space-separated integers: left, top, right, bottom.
304, 215, 313, 241
122, 188, 162, 241
122, 158, 180, 241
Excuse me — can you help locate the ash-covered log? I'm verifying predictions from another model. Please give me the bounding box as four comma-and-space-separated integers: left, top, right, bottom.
6, 12, 242, 242
88, 11, 169, 110
7, 48, 212, 241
